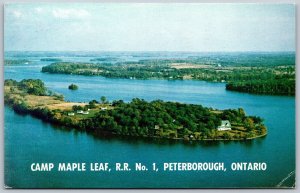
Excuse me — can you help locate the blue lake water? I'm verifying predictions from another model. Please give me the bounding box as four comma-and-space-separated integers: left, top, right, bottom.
4, 53, 295, 188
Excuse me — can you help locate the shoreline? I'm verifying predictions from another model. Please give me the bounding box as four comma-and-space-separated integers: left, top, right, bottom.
4, 79, 268, 143
4, 105, 268, 142
40, 59, 295, 96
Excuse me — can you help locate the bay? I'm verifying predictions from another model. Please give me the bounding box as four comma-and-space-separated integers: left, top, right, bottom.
4, 52, 295, 188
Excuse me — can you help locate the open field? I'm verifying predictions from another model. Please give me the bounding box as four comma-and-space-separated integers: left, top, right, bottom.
46, 102, 87, 110
170, 63, 213, 69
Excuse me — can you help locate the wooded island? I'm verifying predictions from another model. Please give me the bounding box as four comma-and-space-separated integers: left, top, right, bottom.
5, 79, 267, 141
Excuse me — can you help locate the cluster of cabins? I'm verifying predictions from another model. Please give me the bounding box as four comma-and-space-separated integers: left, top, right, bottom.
67, 107, 108, 116
67, 110, 89, 116
152, 119, 232, 140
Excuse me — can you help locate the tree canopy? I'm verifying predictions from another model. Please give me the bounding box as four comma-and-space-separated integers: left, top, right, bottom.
68, 84, 79, 90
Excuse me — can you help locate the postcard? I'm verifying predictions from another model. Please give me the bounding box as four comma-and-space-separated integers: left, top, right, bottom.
4, 3, 295, 188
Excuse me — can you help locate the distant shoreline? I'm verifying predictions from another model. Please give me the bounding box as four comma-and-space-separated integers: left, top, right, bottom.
41, 59, 295, 96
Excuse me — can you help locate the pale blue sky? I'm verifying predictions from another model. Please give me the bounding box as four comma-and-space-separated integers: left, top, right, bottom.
4, 3, 295, 52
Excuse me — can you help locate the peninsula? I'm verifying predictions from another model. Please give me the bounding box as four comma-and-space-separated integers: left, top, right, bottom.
4, 79, 267, 141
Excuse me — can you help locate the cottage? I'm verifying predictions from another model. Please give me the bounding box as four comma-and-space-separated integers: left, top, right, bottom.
82, 111, 89, 115
101, 107, 107, 111
68, 112, 75, 116
217, 120, 231, 131
77, 110, 83, 114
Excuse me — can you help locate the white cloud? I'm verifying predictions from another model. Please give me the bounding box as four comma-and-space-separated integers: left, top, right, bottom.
52, 8, 90, 19
35, 7, 43, 14
12, 10, 22, 18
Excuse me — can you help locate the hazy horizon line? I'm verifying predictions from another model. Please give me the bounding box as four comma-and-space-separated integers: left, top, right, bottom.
4, 50, 296, 53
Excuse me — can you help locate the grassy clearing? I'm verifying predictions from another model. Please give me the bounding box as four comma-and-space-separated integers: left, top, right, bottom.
5, 86, 112, 114
72, 109, 100, 119
170, 63, 213, 69
46, 102, 87, 111
24, 95, 62, 108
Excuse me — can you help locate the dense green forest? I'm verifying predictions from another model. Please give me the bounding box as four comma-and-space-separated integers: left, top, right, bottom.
184, 52, 295, 67
4, 59, 30, 65
226, 79, 295, 95
41, 53, 295, 95
5, 79, 267, 141
79, 99, 266, 140
5, 79, 47, 96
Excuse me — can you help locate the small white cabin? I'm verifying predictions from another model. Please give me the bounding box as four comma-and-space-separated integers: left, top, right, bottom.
77, 110, 83, 114
217, 120, 231, 131
101, 107, 107, 111
68, 112, 75, 116
82, 111, 89, 115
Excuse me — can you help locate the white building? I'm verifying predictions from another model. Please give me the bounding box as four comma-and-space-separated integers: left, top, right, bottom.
217, 120, 231, 131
